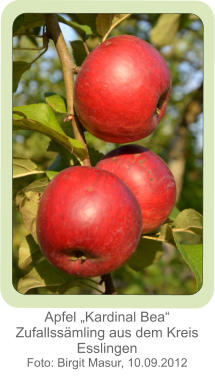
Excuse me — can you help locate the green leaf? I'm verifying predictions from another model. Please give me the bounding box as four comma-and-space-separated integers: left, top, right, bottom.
16, 236, 77, 294
58, 15, 93, 40
128, 237, 163, 271
173, 236, 203, 290
13, 103, 64, 132
17, 261, 73, 294
13, 14, 45, 35
47, 148, 75, 170
88, 146, 104, 166
44, 93, 67, 113
173, 208, 203, 229
96, 14, 130, 40
13, 157, 44, 179
46, 170, 59, 180
168, 206, 180, 221
18, 234, 44, 272
160, 209, 203, 245
18, 191, 40, 243
173, 230, 202, 245
13, 175, 36, 199
70, 40, 87, 66
22, 177, 49, 194
15, 177, 49, 242
69, 14, 98, 34
13, 104, 88, 161
16, 235, 102, 294
160, 223, 176, 245
13, 61, 31, 93
150, 14, 181, 46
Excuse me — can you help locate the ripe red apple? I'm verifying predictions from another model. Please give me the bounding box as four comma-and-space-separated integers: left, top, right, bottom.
36, 166, 142, 277
97, 145, 176, 234
74, 34, 171, 143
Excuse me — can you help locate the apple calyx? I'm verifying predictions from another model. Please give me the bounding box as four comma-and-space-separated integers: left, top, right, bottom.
155, 86, 171, 118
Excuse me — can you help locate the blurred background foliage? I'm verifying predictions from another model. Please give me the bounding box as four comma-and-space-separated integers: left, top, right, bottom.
13, 13, 203, 295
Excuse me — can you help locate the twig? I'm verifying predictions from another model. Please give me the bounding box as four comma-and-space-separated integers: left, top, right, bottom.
45, 14, 90, 166
101, 274, 117, 295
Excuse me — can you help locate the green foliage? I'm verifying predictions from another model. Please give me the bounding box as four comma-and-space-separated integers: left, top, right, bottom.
44, 93, 67, 113
88, 146, 105, 166
173, 240, 202, 290
15, 234, 103, 295
168, 206, 180, 221
13, 157, 44, 178
13, 104, 88, 161
16, 235, 76, 294
127, 206, 203, 290
128, 238, 163, 270
68, 14, 98, 36
16, 191, 39, 243
13, 14, 44, 35
150, 14, 181, 46
70, 40, 87, 65
96, 14, 130, 40
12, 12, 203, 295
58, 14, 94, 40
13, 61, 31, 92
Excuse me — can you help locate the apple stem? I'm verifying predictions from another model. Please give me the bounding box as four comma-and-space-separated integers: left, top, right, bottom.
83, 40, 90, 55
101, 274, 117, 295
45, 14, 90, 167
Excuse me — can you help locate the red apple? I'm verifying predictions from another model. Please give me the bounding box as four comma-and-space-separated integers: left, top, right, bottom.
97, 145, 176, 234
36, 166, 142, 277
74, 34, 171, 143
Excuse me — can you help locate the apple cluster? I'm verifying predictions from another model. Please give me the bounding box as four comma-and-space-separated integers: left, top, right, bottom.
36, 35, 176, 278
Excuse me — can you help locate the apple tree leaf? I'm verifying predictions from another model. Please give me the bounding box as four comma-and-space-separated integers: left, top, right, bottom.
96, 14, 130, 40
13, 61, 31, 93
15, 177, 49, 243
13, 14, 45, 35
173, 236, 203, 290
69, 14, 98, 34
159, 223, 176, 245
150, 14, 181, 46
173, 230, 202, 245
173, 208, 203, 229
13, 103, 88, 161
128, 237, 163, 271
16, 236, 103, 294
46, 170, 59, 180
13, 157, 44, 179
22, 177, 49, 194
168, 205, 180, 221
18, 234, 44, 272
17, 260, 75, 294
70, 40, 87, 66
44, 93, 67, 113
88, 146, 104, 166
58, 15, 93, 40
18, 190, 40, 243
16, 235, 81, 294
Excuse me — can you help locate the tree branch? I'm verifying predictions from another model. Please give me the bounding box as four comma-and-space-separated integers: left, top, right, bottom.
45, 14, 90, 166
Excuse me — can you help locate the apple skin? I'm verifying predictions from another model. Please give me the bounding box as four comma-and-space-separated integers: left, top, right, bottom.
36, 166, 142, 277
97, 145, 176, 234
74, 34, 171, 143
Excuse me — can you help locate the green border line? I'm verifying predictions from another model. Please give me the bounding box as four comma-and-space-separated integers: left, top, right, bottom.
1, 0, 214, 308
